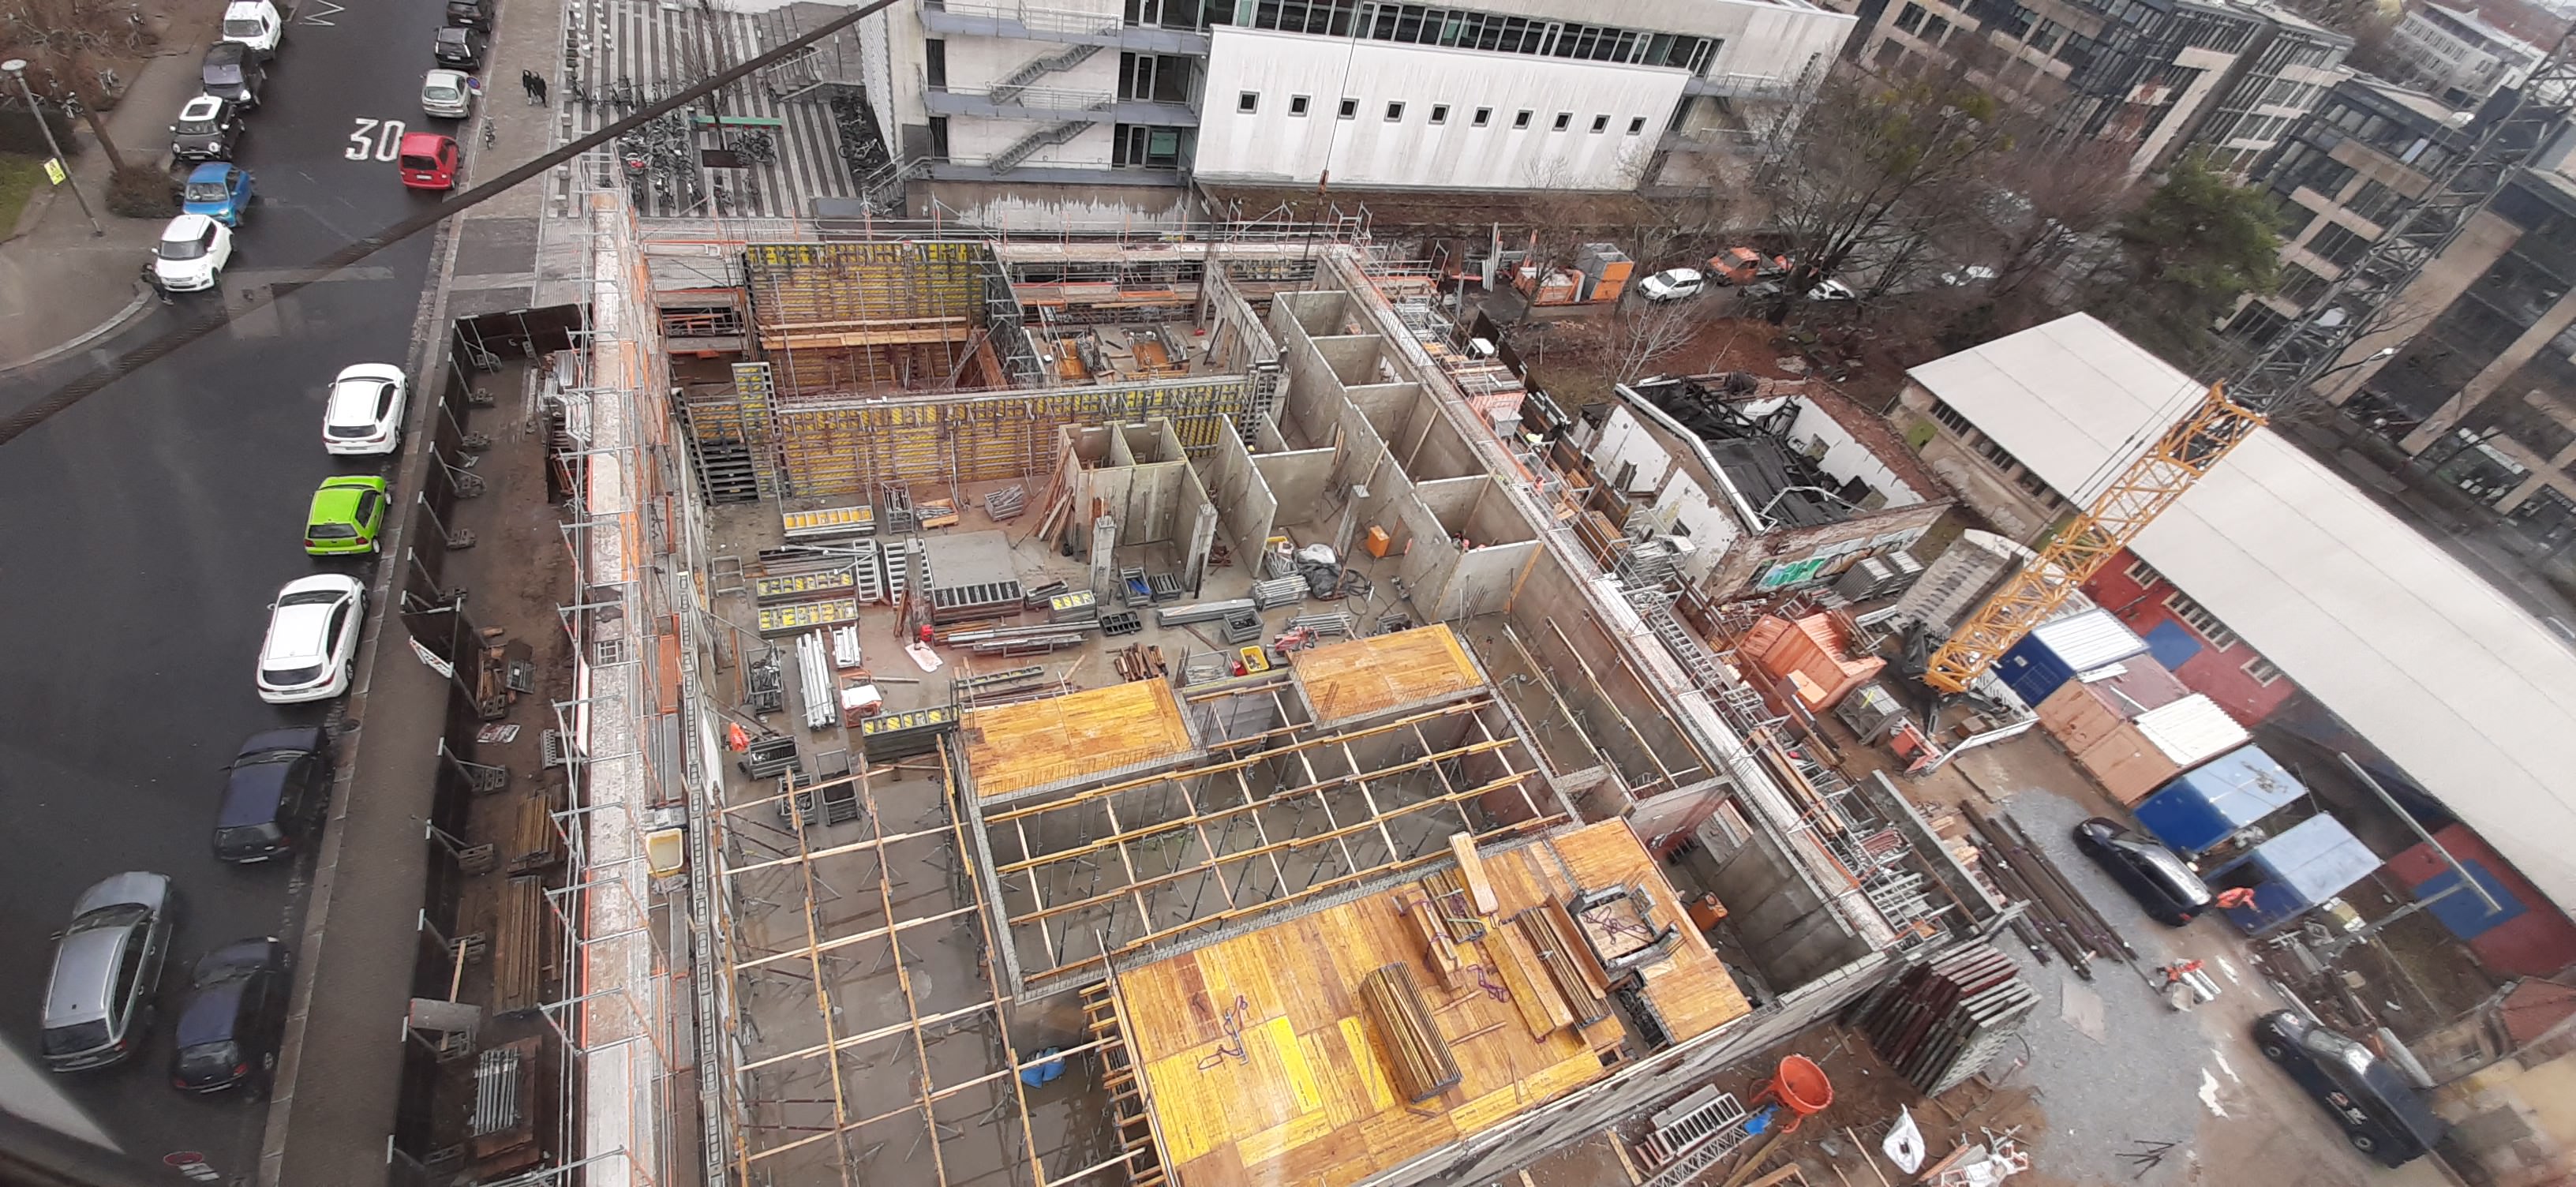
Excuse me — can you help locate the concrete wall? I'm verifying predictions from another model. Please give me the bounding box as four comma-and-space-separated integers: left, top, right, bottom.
2432, 1014, 2576, 1187
1253, 448, 1339, 530
1781, 396, 1926, 504
1702, 821, 1875, 987
1208, 426, 1279, 559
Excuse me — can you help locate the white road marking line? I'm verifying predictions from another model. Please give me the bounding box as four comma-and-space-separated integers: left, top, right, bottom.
2198, 1067, 2230, 1118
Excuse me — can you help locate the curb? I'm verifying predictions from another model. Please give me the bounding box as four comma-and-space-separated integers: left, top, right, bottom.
0, 283, 155, 375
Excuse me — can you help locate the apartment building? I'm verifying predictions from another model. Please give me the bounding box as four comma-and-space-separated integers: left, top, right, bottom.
853, 0, 1856, 219
2222, 75, 2576, 555
2225, 75, 2473, 340
2385, 2, 2544, 107
1843, 0, 2349, 175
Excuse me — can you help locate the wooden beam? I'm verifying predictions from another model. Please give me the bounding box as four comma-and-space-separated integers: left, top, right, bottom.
1450, 833, 1500, 914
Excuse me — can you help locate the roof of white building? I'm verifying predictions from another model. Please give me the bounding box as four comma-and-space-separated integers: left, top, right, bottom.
1908, 313, 2576, 912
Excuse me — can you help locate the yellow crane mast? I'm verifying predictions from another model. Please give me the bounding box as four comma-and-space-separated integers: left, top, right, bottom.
1920, 383, 2264, 695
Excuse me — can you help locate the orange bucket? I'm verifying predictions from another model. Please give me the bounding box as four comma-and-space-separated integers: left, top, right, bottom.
1753, 1054, 1833, 1132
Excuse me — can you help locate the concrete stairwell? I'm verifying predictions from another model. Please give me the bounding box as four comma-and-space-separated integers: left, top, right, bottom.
987, 42, 1103, 103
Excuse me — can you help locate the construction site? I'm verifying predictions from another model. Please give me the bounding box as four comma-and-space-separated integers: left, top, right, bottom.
510, 189, 2031, 1187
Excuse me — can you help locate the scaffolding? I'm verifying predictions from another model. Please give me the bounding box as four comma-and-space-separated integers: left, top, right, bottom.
515, 189, 698, 1187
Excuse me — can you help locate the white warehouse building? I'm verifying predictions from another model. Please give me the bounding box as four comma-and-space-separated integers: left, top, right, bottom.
851, 0, 1855, 222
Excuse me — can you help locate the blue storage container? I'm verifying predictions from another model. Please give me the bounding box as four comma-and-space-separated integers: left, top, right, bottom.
1996, 609, 2150, 706
2133, 743, 2305, 856
2205, 814, 2379, 935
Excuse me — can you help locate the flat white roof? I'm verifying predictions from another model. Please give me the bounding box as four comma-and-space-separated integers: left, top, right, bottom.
1910, 313, 2576, 912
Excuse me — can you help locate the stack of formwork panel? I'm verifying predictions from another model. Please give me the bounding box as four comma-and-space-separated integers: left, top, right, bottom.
1851, 943, 2036, 1095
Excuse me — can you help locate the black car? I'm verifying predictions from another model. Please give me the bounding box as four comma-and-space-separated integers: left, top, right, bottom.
200, 43, 265, 110
444, 0, 491, 28
169, 95, 244, 163
213, 726, 331, 863
170, 938, 288, 1095
2071, 817, 2213, 926
2254, 1010, 2447, 1166
432, 25, 486, 68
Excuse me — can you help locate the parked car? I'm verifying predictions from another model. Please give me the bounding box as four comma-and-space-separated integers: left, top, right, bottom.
170, 938, 290, 1095
322, 363, 408, 455
2072, 817, 2213, 926
182, 163, 255, 227
1636, 268, 1706, 302
397, 132, 460, 190
1743, 277, 1859, 304
431, 25, 485, 68
40, 873, 175, 1072
444, 0, 492, 29
1940, 264, 1999, 287
150, 213, 233, 294
214, 726, 332, 863
219, 0, 283, 58
1708, 245, 1786, 286
199, 42, 264, 110
421, 68, 474, 118
169, 95, 243, 163
304, 474, 388, 555
2254, 1010, 2447, 1166
255, 574, 365, 703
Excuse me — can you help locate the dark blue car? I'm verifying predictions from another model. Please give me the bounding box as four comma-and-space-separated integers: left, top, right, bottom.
182, 163, 253, 227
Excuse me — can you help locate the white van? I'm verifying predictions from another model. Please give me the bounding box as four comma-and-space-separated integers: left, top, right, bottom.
220, 0, 283, 58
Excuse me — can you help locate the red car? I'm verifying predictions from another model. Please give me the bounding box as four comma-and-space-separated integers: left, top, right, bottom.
397, 131, 458, 190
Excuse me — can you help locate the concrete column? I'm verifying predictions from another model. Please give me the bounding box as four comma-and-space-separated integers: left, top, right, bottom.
1089, 513, 1118, 596
2401, 286, 2576, 454
2495, 429, 2576, 511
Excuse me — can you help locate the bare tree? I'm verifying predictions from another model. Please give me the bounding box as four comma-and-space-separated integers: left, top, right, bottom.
1606, 297, 1711, 384
4, 0, 154, 164
1760, 61, 2020, 324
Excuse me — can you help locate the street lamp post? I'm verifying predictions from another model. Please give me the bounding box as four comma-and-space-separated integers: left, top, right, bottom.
2, 58, 103, 238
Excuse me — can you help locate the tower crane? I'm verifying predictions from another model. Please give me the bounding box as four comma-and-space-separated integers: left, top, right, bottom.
1919, 29, 2576, 695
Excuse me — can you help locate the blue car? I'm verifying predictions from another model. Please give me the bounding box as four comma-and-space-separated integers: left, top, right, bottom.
182, 163, 253, 227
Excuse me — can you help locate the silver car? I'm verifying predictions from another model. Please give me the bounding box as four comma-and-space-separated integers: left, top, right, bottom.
41, 873, 176, 1071
421, 69, 474, 119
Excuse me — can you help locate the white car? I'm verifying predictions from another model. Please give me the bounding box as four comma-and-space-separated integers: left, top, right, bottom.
1940, 264, 1998, 287
219, 0, 283, 58
323, 363, 409, 455
1810, 279, 1859, 301
152, 214, 232, 293
256, 575, 365, 704
1637, 268, 1707, 301
421, 69, 474, 118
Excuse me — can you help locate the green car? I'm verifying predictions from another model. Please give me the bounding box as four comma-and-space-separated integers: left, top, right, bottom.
304, 475, 388, 556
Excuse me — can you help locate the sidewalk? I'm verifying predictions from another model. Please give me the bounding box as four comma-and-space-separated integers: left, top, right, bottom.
0, 0, 221, 371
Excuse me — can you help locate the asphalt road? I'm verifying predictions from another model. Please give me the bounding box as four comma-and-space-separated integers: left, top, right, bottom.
0, 0, 451, 1172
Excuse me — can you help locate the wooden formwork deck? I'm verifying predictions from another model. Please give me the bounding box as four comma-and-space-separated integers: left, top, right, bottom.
961, 678, 1196, 799
1291, 624, 1484, 725
1114, 819, 1750, 1187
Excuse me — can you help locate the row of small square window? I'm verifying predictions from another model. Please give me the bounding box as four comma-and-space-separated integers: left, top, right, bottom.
1236, 91, 1646, 135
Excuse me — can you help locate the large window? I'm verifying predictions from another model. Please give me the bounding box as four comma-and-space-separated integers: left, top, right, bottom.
1112, 124, 1191, 168
1895, 2, 1927, 32
1929, 399, 1973, 436
1234, 0, 1719, 73
2345, 179, 2405, 224
2306, 223, 2372, 268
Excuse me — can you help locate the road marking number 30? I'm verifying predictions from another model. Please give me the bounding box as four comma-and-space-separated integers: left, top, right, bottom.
346, 118, 406, 162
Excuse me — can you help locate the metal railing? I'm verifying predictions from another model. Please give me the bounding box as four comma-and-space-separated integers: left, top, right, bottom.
923, 0, 1124, 38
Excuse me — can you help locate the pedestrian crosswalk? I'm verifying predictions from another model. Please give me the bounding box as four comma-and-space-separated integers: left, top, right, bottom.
557, 0, 869, 218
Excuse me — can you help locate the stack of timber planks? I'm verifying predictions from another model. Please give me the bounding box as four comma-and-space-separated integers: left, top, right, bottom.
1358, 964, 1461, 1103
1850, 942, 2036, 1095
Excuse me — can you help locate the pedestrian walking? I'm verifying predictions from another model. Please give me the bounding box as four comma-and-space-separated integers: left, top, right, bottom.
521, 69, 540, 104
531, 74, 549, 106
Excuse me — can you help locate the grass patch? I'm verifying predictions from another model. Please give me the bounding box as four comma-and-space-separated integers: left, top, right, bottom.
0, 152, 48, 236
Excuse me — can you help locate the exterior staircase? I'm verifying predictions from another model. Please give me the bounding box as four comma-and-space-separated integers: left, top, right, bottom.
989, 118, 1094, 172
987, 41, 1103, 103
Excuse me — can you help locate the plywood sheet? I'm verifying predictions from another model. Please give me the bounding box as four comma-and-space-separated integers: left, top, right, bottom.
1118, 821, 1746, 1187
961, 678, 1194, 798
1293, 624, 1483, 724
